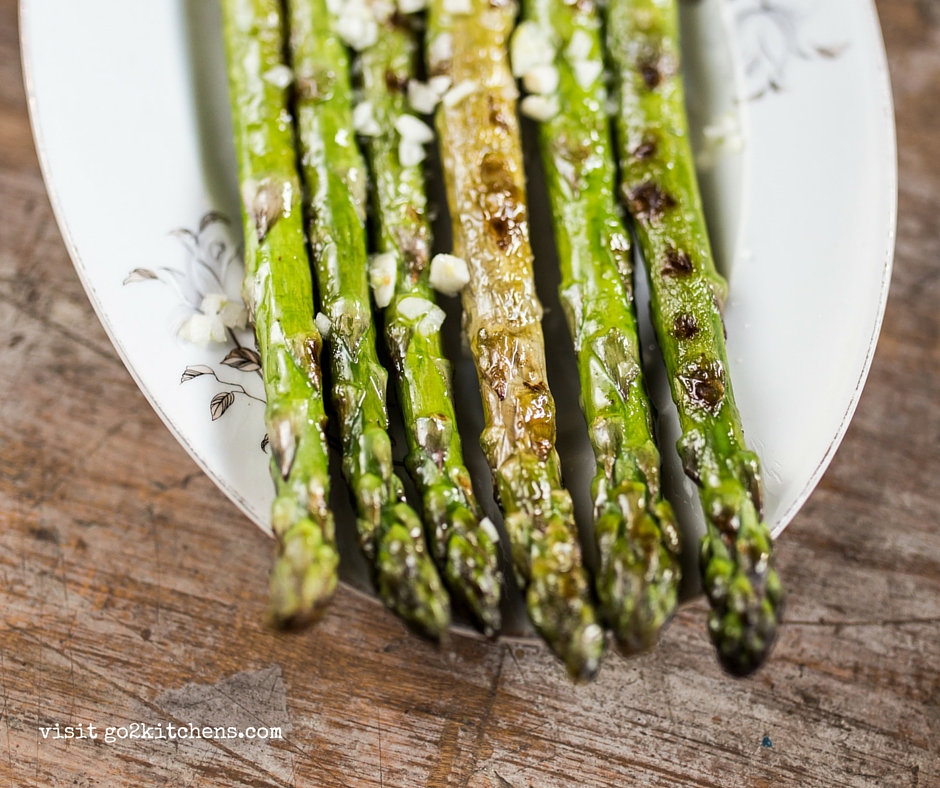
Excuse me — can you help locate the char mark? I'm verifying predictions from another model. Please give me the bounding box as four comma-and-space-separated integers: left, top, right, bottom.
632, 137, 658, 160
672, 313, 699, 340
679, 359, 725, 412
662, 246, 693, 276
480, 153, 526, 252
623, 180, 676, 223
638, 56, 662, 90
385, 68, 408, 93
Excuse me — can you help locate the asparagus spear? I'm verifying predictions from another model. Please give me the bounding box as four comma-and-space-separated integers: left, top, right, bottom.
356, 21, 503, 635
220, 0, 338, 627
286, 0, 450, 639
607, 0, 782, 674
516, 0, 682, 654
427, 0, 605, 680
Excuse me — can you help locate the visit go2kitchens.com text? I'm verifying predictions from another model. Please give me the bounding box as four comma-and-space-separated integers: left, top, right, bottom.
37, 721, 283, 744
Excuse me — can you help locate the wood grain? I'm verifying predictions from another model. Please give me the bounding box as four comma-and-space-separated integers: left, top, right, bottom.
0, 0, 937, 785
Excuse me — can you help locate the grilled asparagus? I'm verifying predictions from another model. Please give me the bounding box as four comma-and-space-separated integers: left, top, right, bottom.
516, 0, 682, 655
607, 0, 782, 675
356, 17, 503, 635
286, 0, 451, 639
220, 0, 339, 627
427, 0, 605, 679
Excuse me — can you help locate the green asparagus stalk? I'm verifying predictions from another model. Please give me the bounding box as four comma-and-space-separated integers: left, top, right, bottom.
607, 0, 783, 674
285, 0, 450, 639
517, 0, 682, 654
220, 0, 338, 627
356, 21, 503, 635
427, 0, 605, 680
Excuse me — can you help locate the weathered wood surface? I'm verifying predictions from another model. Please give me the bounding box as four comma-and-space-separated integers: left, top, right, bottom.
0, 0, 937, 784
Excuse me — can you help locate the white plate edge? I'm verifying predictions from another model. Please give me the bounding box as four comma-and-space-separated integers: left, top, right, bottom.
18, 0, 270, 536
769, 0, 898, 538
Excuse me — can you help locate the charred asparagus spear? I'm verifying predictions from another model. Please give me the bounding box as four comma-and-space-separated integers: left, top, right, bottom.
286, 0, 450, 639
356, 20, 503, 635
220, 0, 338, 627
427, 0, 605, 680
515, 0, 681, 654
607, 0, 782, 674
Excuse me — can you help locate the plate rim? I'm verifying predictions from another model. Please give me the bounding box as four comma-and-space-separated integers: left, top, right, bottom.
766, 0, 898, 538
18, 0, 268, 535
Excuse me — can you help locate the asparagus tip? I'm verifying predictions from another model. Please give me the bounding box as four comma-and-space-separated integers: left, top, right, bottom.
701, 509, 783, 677
443, 524, 503, 638
596, 490, 682, 656
267, 519, 340, 630
376, 503, 452, 641
709, 604, 780, 678
563, 620, 607, 683
527, 580, 606, 682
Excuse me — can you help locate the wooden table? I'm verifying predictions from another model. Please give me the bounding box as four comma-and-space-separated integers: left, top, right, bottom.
1, 0, 937, 784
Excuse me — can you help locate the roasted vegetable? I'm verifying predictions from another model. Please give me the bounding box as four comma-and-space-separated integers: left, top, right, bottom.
286, 0, 450, 639
356, 18, 503, 635
607, 0, 782, 675
517, 0, 682, 655
220, 0, 338, 627
428, 0, 605, 680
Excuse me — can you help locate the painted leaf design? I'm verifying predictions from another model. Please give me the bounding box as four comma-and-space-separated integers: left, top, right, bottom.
200, 211, 230, 232
181, 365, 215, 383
815, 44, 846, 59
261, 434, 270, 452
221, 347, 262, 372
169, 227, 197, 242
124, 268, 158, 285
210, 391, 236, 421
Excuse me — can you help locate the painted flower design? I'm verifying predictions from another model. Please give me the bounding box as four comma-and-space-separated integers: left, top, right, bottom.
125, 212, 267, 435
124, 212, 247, 344
177, 293, 248, 345
732, 0, 846, 100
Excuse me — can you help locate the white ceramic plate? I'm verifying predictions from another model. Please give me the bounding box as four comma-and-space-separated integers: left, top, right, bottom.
21, 0, 896, 634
